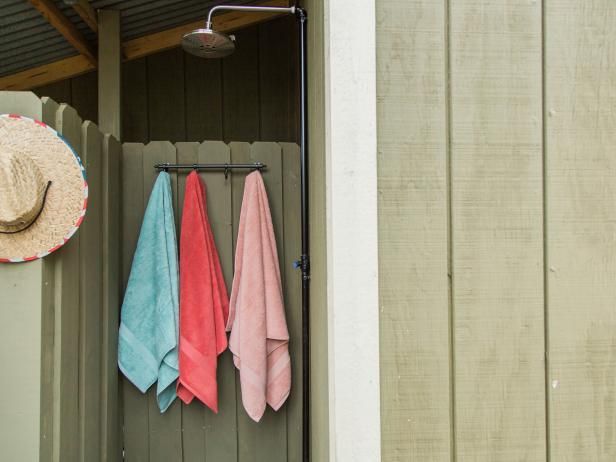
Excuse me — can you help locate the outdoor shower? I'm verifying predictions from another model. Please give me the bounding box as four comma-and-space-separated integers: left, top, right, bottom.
181, 5, 310, 462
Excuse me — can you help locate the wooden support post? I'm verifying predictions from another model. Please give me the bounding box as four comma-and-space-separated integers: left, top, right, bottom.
98, 10, 121, 140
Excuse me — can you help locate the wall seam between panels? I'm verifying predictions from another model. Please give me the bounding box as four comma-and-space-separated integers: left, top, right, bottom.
145, 58, 151, 144
444, 0, 456, 460
541, 0, 551, 460
257, 26, 263, 142
220, 61, 227, 143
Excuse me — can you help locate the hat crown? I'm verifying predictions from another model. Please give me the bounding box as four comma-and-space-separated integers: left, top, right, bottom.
0, 150, 47, 231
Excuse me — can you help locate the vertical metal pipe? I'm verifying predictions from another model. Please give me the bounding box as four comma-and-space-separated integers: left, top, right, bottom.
296, 7, 311, 462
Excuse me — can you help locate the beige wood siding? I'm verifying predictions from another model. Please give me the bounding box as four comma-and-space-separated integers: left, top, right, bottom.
378, 0, 616, 460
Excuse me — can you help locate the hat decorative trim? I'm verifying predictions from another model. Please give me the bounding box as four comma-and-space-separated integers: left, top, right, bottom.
0, 114, 88, 263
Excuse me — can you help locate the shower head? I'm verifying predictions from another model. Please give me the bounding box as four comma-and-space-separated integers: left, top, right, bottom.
181, 28, 236, 58
181, 4, 296, 59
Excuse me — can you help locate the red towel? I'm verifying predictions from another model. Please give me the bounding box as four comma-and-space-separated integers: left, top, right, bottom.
177, 171, 229, 412
227, 171, 291, 422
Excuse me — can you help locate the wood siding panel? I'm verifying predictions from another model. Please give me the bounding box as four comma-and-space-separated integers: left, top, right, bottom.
184, 57, 223, 141
198, 141, 238, 462
79, 121, 103, 462
234, 143, 287, 462
281, 142, 302, 462
71, 72, 98, 124
120, 142, 149, 462
40, 96, 60, 462
223, 28, 260, 142
0, 91, 46, 462
259, 17, 298, 142
121, 59, 149, 143
147, 50, 185, 142
546, 1, 616, 459
54, 103, 83, 462
376, 0, 451, 460
101, 134, 123, 462
450, 0, 545, 459
142, 142, 183, 462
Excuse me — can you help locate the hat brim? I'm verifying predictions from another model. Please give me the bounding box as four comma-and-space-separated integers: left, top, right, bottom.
0, 114, 88, 263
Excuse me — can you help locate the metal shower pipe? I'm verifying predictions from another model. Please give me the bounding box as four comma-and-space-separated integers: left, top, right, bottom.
204, 4, 297, 29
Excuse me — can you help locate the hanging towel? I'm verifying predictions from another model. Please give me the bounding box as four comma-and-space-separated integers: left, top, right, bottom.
177, 171, 229, 412
227, 171, 291, 422
118, 171, 179, 413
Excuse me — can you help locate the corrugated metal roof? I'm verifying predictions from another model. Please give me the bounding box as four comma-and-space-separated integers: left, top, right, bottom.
0, 0, 253, 77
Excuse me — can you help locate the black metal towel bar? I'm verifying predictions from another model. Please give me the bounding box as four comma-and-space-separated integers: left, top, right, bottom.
154, 162, 266, 178
154, 162, 266, 171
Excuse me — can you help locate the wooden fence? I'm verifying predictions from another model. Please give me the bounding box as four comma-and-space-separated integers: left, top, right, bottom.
0, 91, 122, 462
0, 92, 303, 461
120, 141, 302, 462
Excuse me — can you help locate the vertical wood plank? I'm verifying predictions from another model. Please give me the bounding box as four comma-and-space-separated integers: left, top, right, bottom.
376, 0, 451, 461
231, 143, 252, 249
40, 95, 59, 462
175, 143, 199, 234
54, 103, 83, 462
230, 142, 251, 462
235, 142, 287, 462
281, 142, 302, 462
122, 59, 148, 143
121, 142, 149, 462
546, 1, 616, 459
175, 142, 206, 462
148, 49, 185, 142
142, 141, 183, 462
71, 71, 98, 124
101, 134, 122, 462
222, 27, 260, 142
79, 121, 103, 462
199, 141, 238, 462
450, 0, 545, 459
0, 92, 47, 462
41, 96, 60, 129
184, 56, 223, 141
259, 17, 298, 142
376, 0, 451, 459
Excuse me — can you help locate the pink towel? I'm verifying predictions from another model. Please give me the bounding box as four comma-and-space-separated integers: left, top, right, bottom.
227, 171, 291, 422
177, 171, 229, 412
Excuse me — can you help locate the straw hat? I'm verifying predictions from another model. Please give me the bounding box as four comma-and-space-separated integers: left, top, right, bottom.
0, 114, 88, 263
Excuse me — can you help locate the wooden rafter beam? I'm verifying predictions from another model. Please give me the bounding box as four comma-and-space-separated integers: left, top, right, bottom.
0, 0, 291, 91
0, 56, 95, 91
28, 0, 97, 65
72, 0, 98, 33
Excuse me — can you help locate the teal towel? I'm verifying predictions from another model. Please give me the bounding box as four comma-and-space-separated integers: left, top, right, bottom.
118, 172, 179, 413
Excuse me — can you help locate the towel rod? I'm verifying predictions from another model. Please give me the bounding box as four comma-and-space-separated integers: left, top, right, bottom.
155, 162, 266, 178
154, 162, 266, 171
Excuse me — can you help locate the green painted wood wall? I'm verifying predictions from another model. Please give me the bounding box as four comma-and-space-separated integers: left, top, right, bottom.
377, 0, 616, 460
120, 141, 302, 462
32, 18, 298, 146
